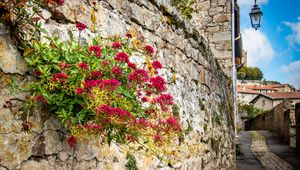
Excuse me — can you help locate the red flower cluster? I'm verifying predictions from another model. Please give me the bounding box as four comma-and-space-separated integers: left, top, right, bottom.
152, 61, 163, 69
79, 62, 89, 70
149, 76, 167, 92
165, 116, 181, 131
131, 118, 149, 128
76, 87, 84, 95
141, 97, 148, 102
128, 69, 149, 83
145, 45, 154, 54
99, 79, 121, 91
55, 0, 64, 5
153, 94, 174, 111
58, 63, 72, 70
112, 42, 122, 49
153, 134, 163, 142
111, 66, 123, 78
51, 72, 68, 83
84, 80, 101, 89
96, 104, 132, 118
115, 52, 129, 62
89, 45, 102, 57
127, 62, 136, 70
33, 69, 41, 77
91, 71, 102, 78
126, 33, 132, 38
67, 135, 77, 148
33, 95, 48, 104
76, 21, 87, 31
83, 123, 104, 130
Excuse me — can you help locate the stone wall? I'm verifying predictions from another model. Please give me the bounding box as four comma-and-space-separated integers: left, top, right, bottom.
246, 100, 296, 147
0, 0, 235, 169
191, 0, 232, 76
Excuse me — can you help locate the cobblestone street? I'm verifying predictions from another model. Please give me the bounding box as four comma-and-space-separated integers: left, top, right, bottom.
237, 131, 300, 170
250, 131, 294, 170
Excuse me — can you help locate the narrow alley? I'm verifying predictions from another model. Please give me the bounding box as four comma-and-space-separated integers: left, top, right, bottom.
237, 131, 300, 170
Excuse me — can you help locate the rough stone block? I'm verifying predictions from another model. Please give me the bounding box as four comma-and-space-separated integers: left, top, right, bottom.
213, 14, 231, 23
212, 32, 231, 42
0, 34, 27, 75
209, 7, 224, 16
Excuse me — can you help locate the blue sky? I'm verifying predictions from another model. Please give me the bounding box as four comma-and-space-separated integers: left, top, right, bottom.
238, 0, 300, 88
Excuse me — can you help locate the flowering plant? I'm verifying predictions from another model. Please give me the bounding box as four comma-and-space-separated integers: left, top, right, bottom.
24, 23, 182, 161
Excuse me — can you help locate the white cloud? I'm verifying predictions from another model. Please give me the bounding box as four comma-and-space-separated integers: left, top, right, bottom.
283, 17, 300, 47
242, 28, 275, 66
238, 0, 269, 7
281, 60, 300, 88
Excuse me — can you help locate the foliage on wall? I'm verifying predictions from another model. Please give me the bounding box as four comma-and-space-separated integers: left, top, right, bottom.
170, 0, 196, 19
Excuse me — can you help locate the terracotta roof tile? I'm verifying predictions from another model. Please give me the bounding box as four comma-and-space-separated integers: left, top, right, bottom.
261, 92, 300, 99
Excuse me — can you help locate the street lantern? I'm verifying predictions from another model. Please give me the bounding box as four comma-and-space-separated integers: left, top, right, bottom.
249, 0, 263, 30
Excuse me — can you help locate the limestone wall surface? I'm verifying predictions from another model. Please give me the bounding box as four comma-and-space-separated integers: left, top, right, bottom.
0, 0, 235, 169
191, 0, 232, 76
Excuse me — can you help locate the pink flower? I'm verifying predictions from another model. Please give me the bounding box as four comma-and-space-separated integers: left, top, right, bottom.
55, 0, 64, 5
76, 21, 86, 31
51, 72, 68, 83
148, 76, 167, 92
89, 45, 102, 57
152, 61, 163, 69
67, 135, 77, 148
79, 62, 89, 70
115, 52, 129, 62
111, 66, 123, 78
145, 44, 154, 54
112, 42, 122, 49
76, 87, 84, 95
91, 71, 102, 78
127, 62, 136, 70
128, 69, 149, 83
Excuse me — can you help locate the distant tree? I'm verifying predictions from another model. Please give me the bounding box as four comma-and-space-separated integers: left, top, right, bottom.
237, 66, 263, 80
262, 79, 281, 85
239, 104, 266, 119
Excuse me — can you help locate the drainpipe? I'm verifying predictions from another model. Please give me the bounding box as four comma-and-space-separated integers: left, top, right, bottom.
231, 0, 237, 137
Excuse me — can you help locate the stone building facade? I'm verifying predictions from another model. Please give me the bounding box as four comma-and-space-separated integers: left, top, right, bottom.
191, 0, 233, 76
0, 0, 235, 169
